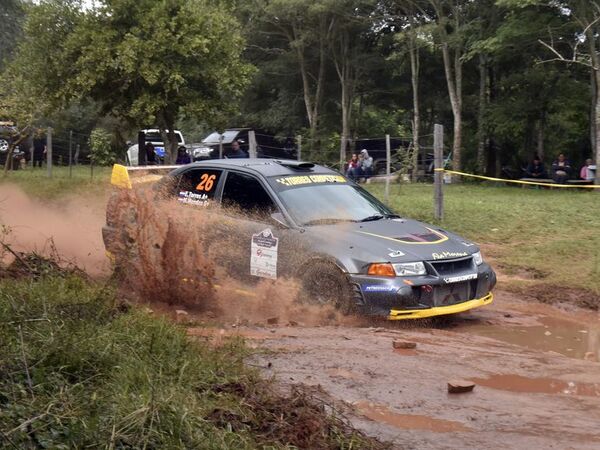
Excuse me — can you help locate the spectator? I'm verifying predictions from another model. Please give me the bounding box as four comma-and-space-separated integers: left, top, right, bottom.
176, 146, 191, 165
525, 156, 547, 178
358, 149, 373, 181
580, 158, 594, 181
346, 154, 359, 180
32, 132, 46, 168
144, 142, 156, 165
551, 153, 571, 184
225, 140, 248, 159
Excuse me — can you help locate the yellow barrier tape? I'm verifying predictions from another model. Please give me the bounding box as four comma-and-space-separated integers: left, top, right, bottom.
434, 168, 600, 189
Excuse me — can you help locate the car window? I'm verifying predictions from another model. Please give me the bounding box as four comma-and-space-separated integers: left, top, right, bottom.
177, 169, 222, 207
221, 171, 278, 220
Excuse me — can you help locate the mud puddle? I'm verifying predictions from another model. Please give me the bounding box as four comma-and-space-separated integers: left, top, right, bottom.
471, 374, 600, 396
354, 401, 471, 433
460, 314, 600, 360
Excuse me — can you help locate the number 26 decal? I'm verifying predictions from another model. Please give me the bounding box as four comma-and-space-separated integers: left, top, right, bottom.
196, 174, 216, 191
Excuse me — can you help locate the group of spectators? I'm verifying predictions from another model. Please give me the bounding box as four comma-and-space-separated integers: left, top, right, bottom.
345, 149, 373, 182
525, 154, 595, 184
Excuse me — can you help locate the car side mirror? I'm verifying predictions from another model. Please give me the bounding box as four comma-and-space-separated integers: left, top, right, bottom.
270, 212, 289, 228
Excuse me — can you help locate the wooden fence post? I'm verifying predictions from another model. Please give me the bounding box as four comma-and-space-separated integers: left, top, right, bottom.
297, 135, 302, 161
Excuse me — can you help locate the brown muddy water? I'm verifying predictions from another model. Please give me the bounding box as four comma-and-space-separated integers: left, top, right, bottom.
470, 374, 600, 397
461, 314, 600, 360
354, 401, 472, 433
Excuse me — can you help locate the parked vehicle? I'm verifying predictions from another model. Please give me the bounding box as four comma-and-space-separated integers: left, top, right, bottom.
198, 128, 296, 160
0, 122, 25, 169
126, 129, 185, 166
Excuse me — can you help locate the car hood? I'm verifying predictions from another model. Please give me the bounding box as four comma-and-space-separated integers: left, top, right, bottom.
302, 218, 478, 271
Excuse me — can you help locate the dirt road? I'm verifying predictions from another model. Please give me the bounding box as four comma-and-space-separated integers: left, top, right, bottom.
189, 290, 600, 449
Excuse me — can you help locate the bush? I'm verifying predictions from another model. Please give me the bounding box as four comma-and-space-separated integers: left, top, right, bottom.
89, 128, 116, 166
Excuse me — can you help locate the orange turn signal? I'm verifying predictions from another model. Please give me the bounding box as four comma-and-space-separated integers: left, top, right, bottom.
367, 263, 396, 277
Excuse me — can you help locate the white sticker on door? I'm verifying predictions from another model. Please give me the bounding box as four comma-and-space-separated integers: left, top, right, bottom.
250, 228, 279, 279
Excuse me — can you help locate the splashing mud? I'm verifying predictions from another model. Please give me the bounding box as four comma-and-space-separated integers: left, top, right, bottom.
108, 185, 348, 325
0, 184, 109, 276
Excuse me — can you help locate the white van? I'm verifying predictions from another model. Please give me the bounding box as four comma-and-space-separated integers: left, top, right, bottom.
126, 129, 185, 166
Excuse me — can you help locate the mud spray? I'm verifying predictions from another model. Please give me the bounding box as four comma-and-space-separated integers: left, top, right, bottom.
105, 185, 358, 326
0, 184, 110, 277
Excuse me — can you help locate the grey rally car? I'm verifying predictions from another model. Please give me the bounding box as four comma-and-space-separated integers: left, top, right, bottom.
104, 159, 496, 319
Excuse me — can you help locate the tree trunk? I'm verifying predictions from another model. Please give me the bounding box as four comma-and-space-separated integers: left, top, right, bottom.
591, 66, 597, 159
159, 113, 178, 165
594, 73, 600, 185
339, 77, 351, 168
537, 118, 545, 161
441, 42, 463, 176
409, 34, 420, 182
585, 29, 600, 185
291, 18, 329, 154
476, 54, 488, 174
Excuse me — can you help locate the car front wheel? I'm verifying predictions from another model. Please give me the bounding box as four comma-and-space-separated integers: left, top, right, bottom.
298, 261, 357, 315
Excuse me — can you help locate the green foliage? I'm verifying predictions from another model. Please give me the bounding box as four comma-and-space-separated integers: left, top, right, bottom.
0, 0, 25, 71
89, 128, 116, 166
0, 274, 382, 449
5, 0, 254, 162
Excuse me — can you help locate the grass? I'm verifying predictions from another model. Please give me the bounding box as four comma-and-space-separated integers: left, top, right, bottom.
0, 166, 111, 199
367, 182, 600, 297
0, 273, 382, 449
2, 166, 598, 297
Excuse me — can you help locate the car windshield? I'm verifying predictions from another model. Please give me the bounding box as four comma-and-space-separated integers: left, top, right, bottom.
269, 178, 395, 226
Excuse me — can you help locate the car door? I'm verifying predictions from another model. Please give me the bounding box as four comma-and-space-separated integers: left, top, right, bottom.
218, 170, 298, 283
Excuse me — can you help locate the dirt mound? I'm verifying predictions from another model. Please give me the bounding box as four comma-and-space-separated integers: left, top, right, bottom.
506, 283, 600, 311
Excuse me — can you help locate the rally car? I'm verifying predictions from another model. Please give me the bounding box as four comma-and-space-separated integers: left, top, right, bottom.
103, 159, 496, 319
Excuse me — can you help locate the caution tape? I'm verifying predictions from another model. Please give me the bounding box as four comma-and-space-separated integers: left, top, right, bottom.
434, 168, 600, 189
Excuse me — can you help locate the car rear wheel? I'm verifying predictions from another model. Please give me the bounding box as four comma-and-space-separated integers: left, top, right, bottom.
298, 261, 357, 315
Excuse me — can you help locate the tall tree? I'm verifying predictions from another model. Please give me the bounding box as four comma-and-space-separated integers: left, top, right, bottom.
250, 0, 334, 150
6, 0, 253, 163
534, 0, 600, 184
327, 0, 378, 166
428, 0, 472, 175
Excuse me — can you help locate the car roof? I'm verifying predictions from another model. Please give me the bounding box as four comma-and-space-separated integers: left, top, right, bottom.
171, 158, 338, 178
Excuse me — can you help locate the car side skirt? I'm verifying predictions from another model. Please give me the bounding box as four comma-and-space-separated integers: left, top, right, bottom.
388, 292, 493, 320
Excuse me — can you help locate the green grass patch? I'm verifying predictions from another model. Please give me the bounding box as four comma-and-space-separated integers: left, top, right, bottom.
367, 183, 600, 296
0, 166, 111, 199
0, 275, 382, 449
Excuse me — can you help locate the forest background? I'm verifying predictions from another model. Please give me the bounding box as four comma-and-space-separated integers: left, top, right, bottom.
1, 0, 599, 178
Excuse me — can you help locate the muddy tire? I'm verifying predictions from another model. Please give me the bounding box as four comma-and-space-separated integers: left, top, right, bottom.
298, 261, 357, 315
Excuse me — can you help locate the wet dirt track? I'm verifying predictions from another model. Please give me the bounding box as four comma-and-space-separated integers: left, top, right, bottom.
196, 290, 600, 449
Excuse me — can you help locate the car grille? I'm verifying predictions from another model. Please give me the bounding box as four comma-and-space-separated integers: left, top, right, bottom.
430, 257, 473, 275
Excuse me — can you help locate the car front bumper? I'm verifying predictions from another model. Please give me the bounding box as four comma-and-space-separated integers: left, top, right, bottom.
348, 263, 496, 319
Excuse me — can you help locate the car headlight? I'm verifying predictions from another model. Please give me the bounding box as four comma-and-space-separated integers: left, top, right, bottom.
472, 251, 483, 266
392, 262, 426, 276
